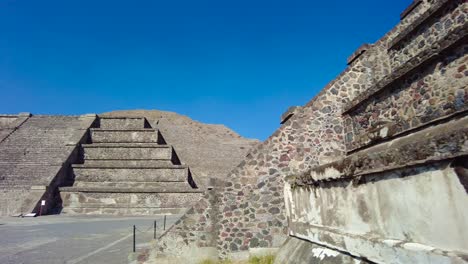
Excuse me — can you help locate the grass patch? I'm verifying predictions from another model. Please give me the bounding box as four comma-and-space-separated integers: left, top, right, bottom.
248, 255, 275, 264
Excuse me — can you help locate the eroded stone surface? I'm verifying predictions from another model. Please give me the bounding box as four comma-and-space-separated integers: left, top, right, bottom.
274, 237, 369, 264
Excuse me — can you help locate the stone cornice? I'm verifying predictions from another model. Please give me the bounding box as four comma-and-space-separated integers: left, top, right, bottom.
347, 44, 372, 65
290, 114, 468, 185
400, 0, 424, 20
343, 22, 468, 115
390, 0, 454, 49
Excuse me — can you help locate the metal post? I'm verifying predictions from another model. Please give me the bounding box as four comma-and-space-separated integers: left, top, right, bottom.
154, 220, 157, 239
133, 225, 136, 253
163, 215, 167, 230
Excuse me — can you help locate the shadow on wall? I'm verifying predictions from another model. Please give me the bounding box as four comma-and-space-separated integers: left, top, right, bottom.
452, 156, 468, 193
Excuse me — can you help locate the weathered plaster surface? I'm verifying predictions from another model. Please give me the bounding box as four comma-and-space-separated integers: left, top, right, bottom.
286, 161, 468, 263
275, 237, 367, 264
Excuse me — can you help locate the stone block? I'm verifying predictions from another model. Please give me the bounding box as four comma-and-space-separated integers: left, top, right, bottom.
62, 206, 188, 216
83, 159, 174, 167
72, 165, 189, 182
60, 191, 202, 216
90, 128, 159, 143
82, 143, 173, 160
72, 181, 192, 189
30, 185, 47, 190
98, 117, 146, 130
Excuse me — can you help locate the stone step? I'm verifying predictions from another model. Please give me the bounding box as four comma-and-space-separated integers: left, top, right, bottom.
0, 162, 64, 166
98, 117, 147, 130
72, 181, 192, 189
0, 165, 62, 182
0, 179, 50, 186
0, 147, 71, 153
72, 165, 189, 182
0, 158, 67, 164
0, 183, 35, 189
60, 186, 202, 193
82, 143, 173, 160
83, 159, 174, 167
61, 207, 187, 216
60, 191, 202, 216
90, 128, 159, 143
0, 160, 62, 164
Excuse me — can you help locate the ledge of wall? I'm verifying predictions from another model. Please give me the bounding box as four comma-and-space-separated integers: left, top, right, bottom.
390, 0, 451, 49
400, 0, 424, 20
289, 114, 468, 185
343, 22, 467, 115
280, 106, 301, 124
347, 44, 372, 65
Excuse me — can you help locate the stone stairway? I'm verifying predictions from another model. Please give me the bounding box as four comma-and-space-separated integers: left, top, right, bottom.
60, 116, 203, 216
0, 115, 95, 216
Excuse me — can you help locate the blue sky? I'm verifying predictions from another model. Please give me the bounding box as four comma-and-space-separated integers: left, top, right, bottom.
0, 0, 410, 140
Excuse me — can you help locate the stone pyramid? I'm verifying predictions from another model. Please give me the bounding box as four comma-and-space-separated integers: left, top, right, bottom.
60, 116, 203, 215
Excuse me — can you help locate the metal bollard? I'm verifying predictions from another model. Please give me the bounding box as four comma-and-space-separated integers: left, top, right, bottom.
163, 215, 167, 230
133, 225, 136, 253
154, 220, 157, 239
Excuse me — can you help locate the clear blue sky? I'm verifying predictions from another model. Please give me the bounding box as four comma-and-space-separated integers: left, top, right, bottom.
0, 0, 410, 140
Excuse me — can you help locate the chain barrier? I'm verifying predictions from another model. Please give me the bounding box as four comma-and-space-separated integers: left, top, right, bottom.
132, 217, 166, 253
135, 225, 153, 233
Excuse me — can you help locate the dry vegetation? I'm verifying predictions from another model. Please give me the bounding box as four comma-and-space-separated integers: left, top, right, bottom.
199, 255, 275, 264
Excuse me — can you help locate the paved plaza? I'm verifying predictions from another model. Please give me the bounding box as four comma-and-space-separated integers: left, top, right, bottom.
0, 214, 180, 264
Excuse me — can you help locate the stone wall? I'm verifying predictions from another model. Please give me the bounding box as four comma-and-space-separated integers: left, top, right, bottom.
286, 159, 468, 263
152, 180, 222, 263
283, 0, 468, 263
149, 0, 468, 263
344, 0, 468, 151
346, 41, 467, 150
388, 0, 465, 69
150, 9, 384, 261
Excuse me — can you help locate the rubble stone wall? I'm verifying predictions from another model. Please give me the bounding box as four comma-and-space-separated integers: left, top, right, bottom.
283, 0, 468, 263
345, 41, 467, 150
151, 0, 468, 263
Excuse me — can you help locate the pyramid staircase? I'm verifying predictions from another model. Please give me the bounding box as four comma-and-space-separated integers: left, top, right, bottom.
0, 115, 94, 216
60, 116, 203, 215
